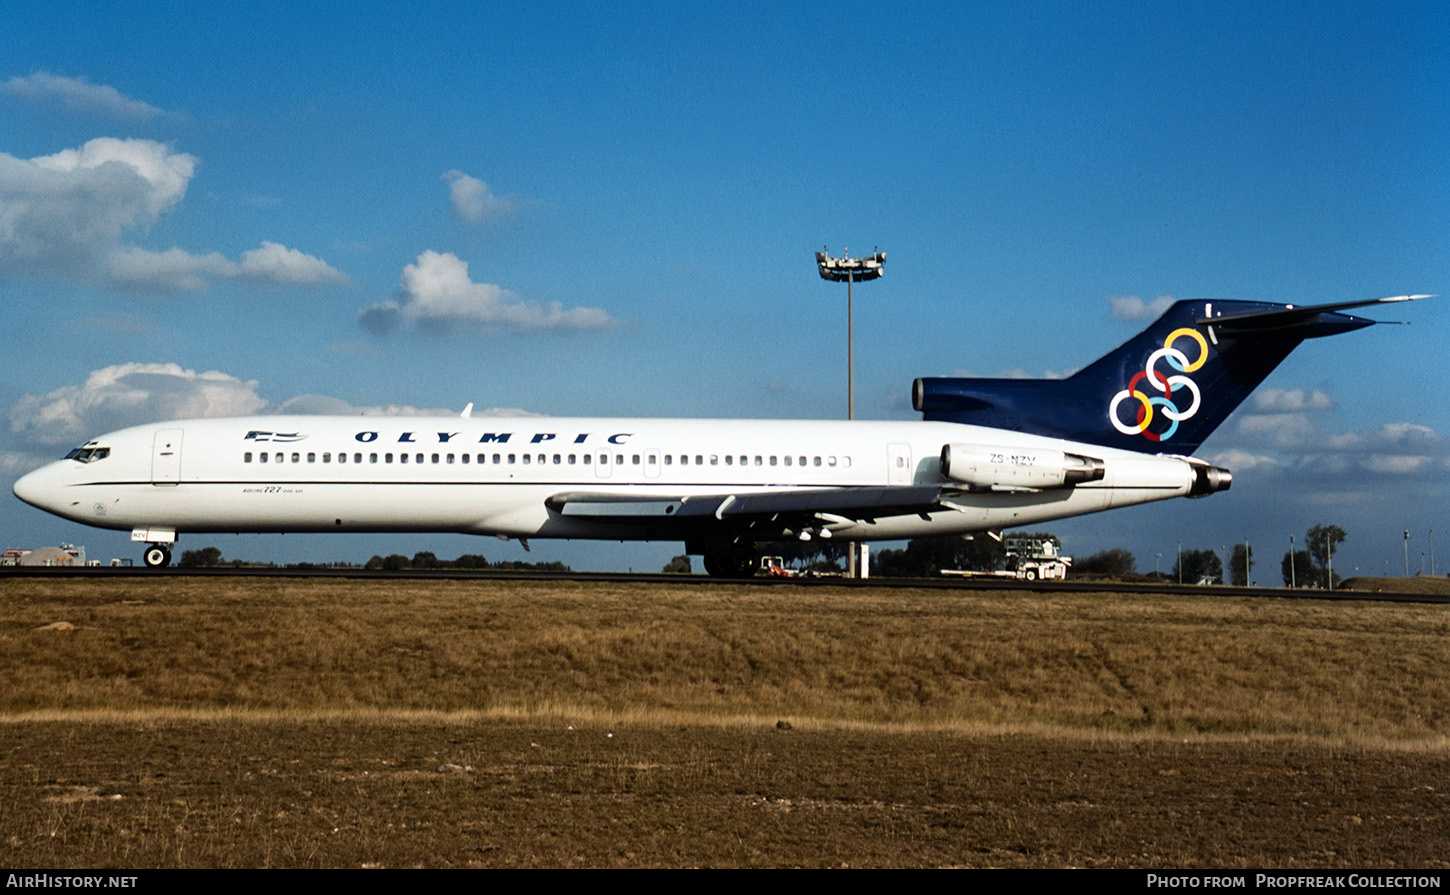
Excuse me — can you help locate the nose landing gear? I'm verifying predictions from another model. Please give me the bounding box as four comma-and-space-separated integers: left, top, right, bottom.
142, 545, 172, 568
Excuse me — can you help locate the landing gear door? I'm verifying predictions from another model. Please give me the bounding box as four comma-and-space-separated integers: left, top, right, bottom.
888, 443, 913, 486
152, 429, 183, 485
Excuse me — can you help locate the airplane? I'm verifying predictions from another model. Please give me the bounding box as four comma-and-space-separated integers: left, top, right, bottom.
11, 295, 1428, 575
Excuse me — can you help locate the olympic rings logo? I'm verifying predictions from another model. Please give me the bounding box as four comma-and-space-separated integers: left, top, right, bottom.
1108, 327, 1209, 442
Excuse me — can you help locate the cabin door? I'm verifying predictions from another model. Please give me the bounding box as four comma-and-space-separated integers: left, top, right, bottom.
152, 429, 184, 485
887, 443, 912, 486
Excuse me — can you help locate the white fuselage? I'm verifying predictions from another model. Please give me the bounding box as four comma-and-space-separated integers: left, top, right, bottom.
13, 414, 1205, 545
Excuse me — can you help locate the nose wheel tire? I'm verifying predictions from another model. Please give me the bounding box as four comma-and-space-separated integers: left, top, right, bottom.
143, 545, 172, 568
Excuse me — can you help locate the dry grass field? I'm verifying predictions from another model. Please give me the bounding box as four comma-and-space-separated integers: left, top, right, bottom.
1, 575, 1446, 868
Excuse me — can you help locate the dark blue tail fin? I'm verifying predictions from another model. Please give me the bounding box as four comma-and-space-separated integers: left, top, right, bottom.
913, 296, 1426, 454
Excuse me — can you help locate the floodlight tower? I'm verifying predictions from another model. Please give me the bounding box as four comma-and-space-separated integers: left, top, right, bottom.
816, 247, 886, 578
815, 247, 886, 420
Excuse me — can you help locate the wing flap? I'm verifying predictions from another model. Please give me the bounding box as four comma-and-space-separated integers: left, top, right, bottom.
546, 486, 947, 524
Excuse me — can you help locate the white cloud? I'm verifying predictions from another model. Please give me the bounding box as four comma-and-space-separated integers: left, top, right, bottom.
102, 242, 345, 292
360, 250, 614, 335
7, 364, 549, 454
1324, 422, 1438, 452
237, 241, 348, 285
1251, 388, 1334, 413
0, 138, 344, 293
1236, 412, 1320, 448
9, 363, 268, 446
1108, 295, 1175, 321
0, 72, 164, 120
1361, 455, 1432, 474
0, 138, 195, 276
442, 170, 513, 223
276, 394, 543, 417
106, 246, 236, 292
948, 367, 1071, 379
1224, 407, 1446, 481
1204, 448, 1283, 471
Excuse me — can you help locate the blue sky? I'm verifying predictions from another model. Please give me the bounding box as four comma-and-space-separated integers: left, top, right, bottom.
2, 1, 1447, 577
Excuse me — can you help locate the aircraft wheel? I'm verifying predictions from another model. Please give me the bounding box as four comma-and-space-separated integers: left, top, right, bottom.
703, 550, 757, 579
143, 545, 171, 568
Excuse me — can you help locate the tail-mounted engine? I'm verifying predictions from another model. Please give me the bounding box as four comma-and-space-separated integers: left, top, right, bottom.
940, 444, 1105, 490
1187, 460, 1233, 497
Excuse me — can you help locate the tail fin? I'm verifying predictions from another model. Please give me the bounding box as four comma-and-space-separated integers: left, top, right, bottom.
913, 295, 1428, 455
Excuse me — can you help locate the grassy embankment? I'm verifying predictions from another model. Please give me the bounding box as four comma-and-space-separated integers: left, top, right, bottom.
3, 577, 1447, 868
3, 576, 1446, 743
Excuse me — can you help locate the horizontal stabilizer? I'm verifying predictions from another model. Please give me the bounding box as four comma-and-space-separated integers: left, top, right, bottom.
1198, 294, 1432, 333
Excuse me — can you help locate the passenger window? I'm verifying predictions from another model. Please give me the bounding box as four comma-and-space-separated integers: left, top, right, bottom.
754, 456, 762, 466
324, 453, 331, 463
813, 457, 821, 467
710, 455, 718, 465
432, 453, 440, 464
770, 456, 777, 466
492, 454, 501, 464
616, 454, 624, 465
354, 453, 362, 463
337, 453, 345, 464
828, 456, 837, 467
784, 456, 791, 466
401, 454, 409, 464
291, 452, 300, 463
523, 454, 531, 464
245, 452, 253, 463
508, 454, 516, 464
260, 453, 268, 463
553, 454, 561, 464
725, 456, 733, 465
632, 455, 640, 465
696, 455, 704, 465
307, 453, 315, 463
370, 453, 378, 463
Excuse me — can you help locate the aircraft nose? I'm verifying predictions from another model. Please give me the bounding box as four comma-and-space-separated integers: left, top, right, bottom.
13, 464, 60, 511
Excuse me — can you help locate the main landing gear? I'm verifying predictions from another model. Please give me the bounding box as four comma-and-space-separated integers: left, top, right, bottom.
701, 548, 757, 579
142, 545, 172, 568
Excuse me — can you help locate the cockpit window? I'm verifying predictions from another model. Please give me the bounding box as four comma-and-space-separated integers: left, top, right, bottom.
64, 447, 110, 463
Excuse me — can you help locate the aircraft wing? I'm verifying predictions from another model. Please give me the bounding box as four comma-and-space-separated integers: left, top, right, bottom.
545, 485, 948, 530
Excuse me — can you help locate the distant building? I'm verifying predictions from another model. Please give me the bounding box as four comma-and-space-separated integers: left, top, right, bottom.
8, 544, 86, 566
